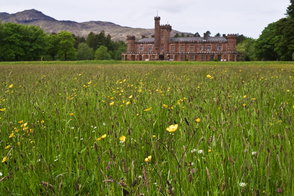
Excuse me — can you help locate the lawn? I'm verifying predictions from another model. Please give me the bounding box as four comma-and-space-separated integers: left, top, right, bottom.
0, 61, 293, 195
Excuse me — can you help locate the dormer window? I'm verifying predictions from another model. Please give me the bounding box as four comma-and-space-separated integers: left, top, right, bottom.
139, 45, 143, 51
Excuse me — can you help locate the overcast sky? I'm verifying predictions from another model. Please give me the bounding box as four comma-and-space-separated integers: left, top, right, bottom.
0, 0, 291, 39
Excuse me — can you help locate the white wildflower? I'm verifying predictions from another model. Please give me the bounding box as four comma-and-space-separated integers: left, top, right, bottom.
198, 150, 203, 154
252, 151, 257, 156
239, 182, 246, 187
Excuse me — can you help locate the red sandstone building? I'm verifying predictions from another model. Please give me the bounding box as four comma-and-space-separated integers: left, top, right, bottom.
122, 16, 240, 61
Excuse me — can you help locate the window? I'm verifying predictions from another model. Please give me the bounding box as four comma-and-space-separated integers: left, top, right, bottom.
161, 35, 164, 40
139, 45, 143, 51
180, 55, 184, 60
171, 45, 175, 52
146, 55, 148, 58
190, 45, 195, 52
199, 45, 203, 51
180, 45, 185, 52
149, 45, 153, 51
161, 45, 164, 51
201, 55, 205, 61
206, 45, 211, 51
190, 55, 195, 60
210, 55, 214, 61
217, 45, 222, 51
152, 55, 155, 59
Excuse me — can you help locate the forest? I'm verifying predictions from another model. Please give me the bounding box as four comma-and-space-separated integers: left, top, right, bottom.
0, 23, 126, 61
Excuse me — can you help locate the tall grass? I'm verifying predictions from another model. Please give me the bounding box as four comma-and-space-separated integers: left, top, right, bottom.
0, 62, 293, 195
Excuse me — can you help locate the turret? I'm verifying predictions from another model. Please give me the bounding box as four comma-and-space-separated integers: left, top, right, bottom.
227, 34, 237, 51
127, 35, 135, 53
154, 16, 161, 52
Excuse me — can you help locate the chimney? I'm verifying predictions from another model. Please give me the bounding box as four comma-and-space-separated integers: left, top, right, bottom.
223, 34, 226, 37
203, 33, 206, 38
142, 35, 145, 38
151, 35, 155, 38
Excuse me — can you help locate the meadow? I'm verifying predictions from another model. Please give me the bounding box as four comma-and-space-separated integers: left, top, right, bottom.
0, 61, 293, 195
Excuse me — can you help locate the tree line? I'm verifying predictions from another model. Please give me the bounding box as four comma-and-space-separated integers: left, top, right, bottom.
236, 0, 293, 61
0, 21, 126, 61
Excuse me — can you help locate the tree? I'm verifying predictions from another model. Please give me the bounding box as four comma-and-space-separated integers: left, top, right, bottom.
174, 33, 180, 37
194, 32, 200, 37
76, 43, 94, 60
72, 34, 86, 50
236, 34, 246, 45
86, 32, 98, 51
47, 33, 60, 60
236, 38, 255, 61
215, 33, 221, 37
205, 31, 211, 37
22, 25, 48, 60
57, 31, 76, 60
181, 33, 185, 37
94, 46, 111, 60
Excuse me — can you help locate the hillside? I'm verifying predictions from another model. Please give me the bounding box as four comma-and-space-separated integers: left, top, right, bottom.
0, 9, 192, 41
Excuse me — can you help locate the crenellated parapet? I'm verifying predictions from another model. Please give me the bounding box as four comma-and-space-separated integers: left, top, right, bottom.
227, 34, 237, 38
160, 24, 172, 31
127, 35, 135, 40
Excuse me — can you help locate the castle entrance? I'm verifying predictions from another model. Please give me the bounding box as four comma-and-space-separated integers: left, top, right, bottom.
159, 55, 164, 60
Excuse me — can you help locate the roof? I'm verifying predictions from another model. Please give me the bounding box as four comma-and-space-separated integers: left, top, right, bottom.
137, 38, 155, 43
137, 36, 227, 43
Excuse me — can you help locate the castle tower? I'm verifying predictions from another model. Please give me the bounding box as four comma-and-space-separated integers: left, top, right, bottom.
154, 16, 161, 53
126, 35, 135, 53
227, 34, 237, 51
160, 24, 172, 53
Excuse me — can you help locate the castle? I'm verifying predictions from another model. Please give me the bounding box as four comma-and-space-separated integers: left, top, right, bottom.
121, 16, 240, 61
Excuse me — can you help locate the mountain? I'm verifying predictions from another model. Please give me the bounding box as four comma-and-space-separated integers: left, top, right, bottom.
0, 9, 192, 41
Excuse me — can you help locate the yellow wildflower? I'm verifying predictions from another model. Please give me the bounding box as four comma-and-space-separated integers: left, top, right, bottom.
18, 120, 23, 124
144, 107, 152, 112
119, 135, 126, 142
243, 95, 247, 98
9, 84, 13, 88
208, 149, 212, 153
129, 95, 133, 99
0, 108, 6, 112
126, 101, 131, 105
145, 158, 150, 162
2, 156, 7, 163
9, 132, 14, 138
5, 145, 10, 149
163, 104, 168, 108
17, 142, 20, 146
96, 137, 102, 141
243, 103, 246, 107
23, 122, 28, 127
196, 118, 201, 123
166, 124, 178, 133
110, 102, 114, 106
69, 113, 74, 116
101, 134, 107, 138
153, 135, 156, 138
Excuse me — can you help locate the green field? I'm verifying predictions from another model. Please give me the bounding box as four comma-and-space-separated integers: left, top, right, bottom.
0, 61, 293, 195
